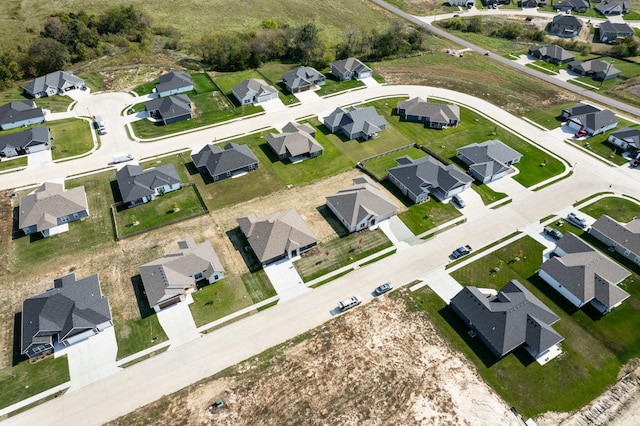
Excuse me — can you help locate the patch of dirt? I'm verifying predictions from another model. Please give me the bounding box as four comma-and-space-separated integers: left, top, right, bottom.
109, 291, 520, 426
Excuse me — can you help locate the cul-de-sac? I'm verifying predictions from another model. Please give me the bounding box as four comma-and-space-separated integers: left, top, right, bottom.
1, 0, 640, 424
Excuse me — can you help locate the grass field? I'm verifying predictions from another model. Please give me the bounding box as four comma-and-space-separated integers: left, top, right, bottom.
115, 315, 168, 360
314, 73, 364, 97
524, 102, 576, 130
363, 146, 427, 179
415, 234, 640, 417
0, 87, 73, 114
0, 157, 28, 172
189, 277, 253, 327
49, 119, 94, 160
581, 196, 640, 223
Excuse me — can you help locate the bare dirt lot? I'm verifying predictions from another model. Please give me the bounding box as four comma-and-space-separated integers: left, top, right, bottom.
108, 291, 520, 426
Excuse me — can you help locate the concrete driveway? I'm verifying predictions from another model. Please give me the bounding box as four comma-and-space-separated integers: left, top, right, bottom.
156, 295, 202, 349
27, 149, 52, 167
55, 326, 121, 392
263, 258, 310, 302
378, 217, 421, 250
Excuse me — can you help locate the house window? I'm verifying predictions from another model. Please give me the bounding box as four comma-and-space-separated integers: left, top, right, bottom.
194, 272, 203, 280
625, 249, 631, 256
214, 275, 219, 280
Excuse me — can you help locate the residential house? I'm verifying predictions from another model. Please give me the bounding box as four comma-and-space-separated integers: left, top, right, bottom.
21, 273, 112, 359
387, 155, 473, 203
0, 100, 45, 130
23, 71, 85, 98
0, 126, 50, 158
568, 59, 620, 80
231, 78, 278, 105
596, 0, 630, 15
116, 164, 181, 207
607, 127, 640, 153
155, 71, 193, 97
325, 176, 397, 233
450, 280, 563, 362
549, 15, 583, 37
19, 182, 89, 237
555, 0, 589, 13
561, 103, 600, 119
282, 66, 326, 93
457, 140, 522, 183
521, 0, 546, 6
330, 58, 372, 81
565, 108, 618, 136
144, 94, 192, 125
448, 0, 476, 6
237, 209, 318, 265
266, 122, 323, 162
599, 21, 635, 43
396, 97, 460, 129
191, 142, 259, 181
323, 106, 387, 140
589, 215, 640, 266
140, 237, 225, 312
527, 45, 575, 65
539, 232, 631, 314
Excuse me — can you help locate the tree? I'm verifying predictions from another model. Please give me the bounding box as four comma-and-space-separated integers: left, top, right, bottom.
26, 38, 70, 75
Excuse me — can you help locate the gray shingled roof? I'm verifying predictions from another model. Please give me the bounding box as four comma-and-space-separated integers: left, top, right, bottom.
0, 101, 44, 127
266, 122, 322, 158
568, 60, 620, 79
144, 94, 191, 121
237, 209, 317, 264
609, 127, 640, 149
155, 71, 192, 94
541, 232, 630, 309
450, 280, 563, 358
458, 140, 521, 179
563, 104, 600, 117
397, 97, 460, 123
21, 273, 111, 354
282, 66, 325, 91
326, 176, 397, 229
140, 237, 224, 307
599, 21, 634, 37
528, 45, 575, 62
23, 71, 84, 96
551, 14, 583, 28
331, 58, 371, 76
568, 109, 618, 131
324, 106, 386, 138
19, 181, 88, 232
116, 164, 181, 204
0, 125, 49, 155
556, 0, 589, 9
388, 155, 472, 198
232, 78, 277, 99
191, 142, 258, 177
591, 215, 640, 257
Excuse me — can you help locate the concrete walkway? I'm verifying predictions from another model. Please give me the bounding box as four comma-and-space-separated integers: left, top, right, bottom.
378, 217, 421, 251
263, 258, 310, 302
156, 294, 202, 349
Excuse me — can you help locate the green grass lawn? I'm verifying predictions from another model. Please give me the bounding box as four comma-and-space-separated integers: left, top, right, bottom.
115, 315, 168, 360
425, 234, 640, 417
49, 119, 94, 160
213, 67, 302, 106
0, 355, 70, 410
242, 269, 276, 302
115, 185, 207, 238
363, 146, 427, 179
140, 152, 192, 182
472, 181, 508, 205
0, 156, 28, 172
189, 277, 254, 327
294, 229, 393, 282
523, 102, 575, 130
314, 73, 364, 97
0, 87, 72, 113
79, 73, 105, 93
394, 192, 462, 235
581, 196, 640, 223
569, 125, 638, 167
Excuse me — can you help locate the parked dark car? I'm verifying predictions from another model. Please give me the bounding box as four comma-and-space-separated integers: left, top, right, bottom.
374, 282, 393, 296
543, 226, 563, 240
452, 245, 473, 259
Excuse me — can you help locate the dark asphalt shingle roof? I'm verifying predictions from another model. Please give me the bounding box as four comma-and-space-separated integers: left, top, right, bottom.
325, 176, 396, 229
155, 71, 192, 94
331, 58, 371, 76
23, 71, 84, 96
0, 125, 49, 155
457, 140, 521, 180
609, 127, 640, 149
282, 66, 325, 90
266, 122, 322, 158
18, 181, 88, 232
324, 106, 386, 138
116, 164, 181, 203
0, 101, 44, 127
591, 215, 640, 257
388, 155, 472, 198
528, 45, 575, 62
144, 94, 191, 121
191, 142, 258, 178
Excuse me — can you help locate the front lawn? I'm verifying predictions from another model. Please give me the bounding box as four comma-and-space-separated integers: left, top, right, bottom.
294, 229, 393, 282
314, 74, 364, 97
363, 145, 427, 180
581, 195, 640, 223
189, 277, 254, 328
0, 87, 72, 113
49, 119, 94, 160
523, 102, 575, 130
0, 156, 28, 172
0, 356, 70, 410
569, 120, 639, 166
115, 315, 168, 360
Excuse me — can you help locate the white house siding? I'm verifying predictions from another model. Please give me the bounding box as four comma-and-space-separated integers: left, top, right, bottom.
25, 143, 49, 154
158, 85, 193, 98
1, 116, 45, 130
256, 92, 278, 103
356, 70, 371, 80
538, 269, 584, 308
592, 122, 618, 136
207, 271, 225, 283
63, 328, 98, 346
607, 135, 629, 149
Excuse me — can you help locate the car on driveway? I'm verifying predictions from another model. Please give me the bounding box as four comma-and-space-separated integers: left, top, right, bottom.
543, 226, 563, 240
630, 159, 640, 168
452, 194, 466, 208
574, 129, 588, 138
566, 212, 588, 229
451, 245, 473, 259
374, 282, 393, 296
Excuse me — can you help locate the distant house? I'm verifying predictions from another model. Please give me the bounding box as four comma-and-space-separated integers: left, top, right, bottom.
0, 126, 50, 158
155, 71, 193, 97
450, 280, 563, 362
191, 142, 259, 181
607, 127, 640, 153
323, 106, 387, 140
568, 59, 620, 81
330, 58, 372, 81
266, 122, 323, 162
23, 71, 85, 98
140, 237, 225, 312
326, 176, 397, 233
282, 66, 326, 93
549, 15, 583, 37
448, 0, 476, 6
396, 97, 460, 129
527, 45, 575, 65
599, 21, 634, 43
596, 0, 630, 15
565, 108, 618, 136
144, 94, 192, 125
0, 100, 45, 130
116, 164, 181, 207
539, 232, 631, 314
21, 272, 112, 359
457, 140, 522, 183
589, 215, 640, 266
555, 0, 589, 13
231, 78, 278, 105
237, 209, 318, 265
19, 182, 89, 237
387, 155, 473, 203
